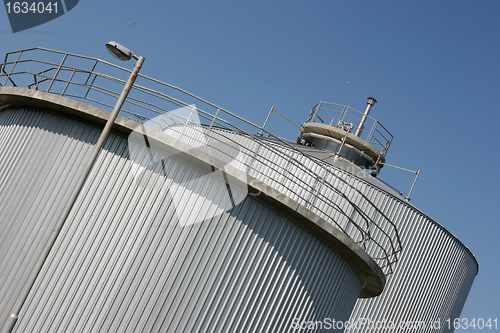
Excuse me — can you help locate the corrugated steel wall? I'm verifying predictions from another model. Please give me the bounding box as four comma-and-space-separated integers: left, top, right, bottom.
0, 107, 99, 324
162, 124, 478, 330
265, 140, 478, 331
0, 107, 363, 333
346, 216, 477, 333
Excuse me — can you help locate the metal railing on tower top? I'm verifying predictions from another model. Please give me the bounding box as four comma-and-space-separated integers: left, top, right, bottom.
306, 101, 393, 157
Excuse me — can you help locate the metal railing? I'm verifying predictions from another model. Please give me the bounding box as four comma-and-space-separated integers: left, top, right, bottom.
306, 101, 393, 157
0, 47, 401, 274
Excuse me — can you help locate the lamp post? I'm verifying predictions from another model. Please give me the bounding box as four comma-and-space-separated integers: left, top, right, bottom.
0, 42, 144, 333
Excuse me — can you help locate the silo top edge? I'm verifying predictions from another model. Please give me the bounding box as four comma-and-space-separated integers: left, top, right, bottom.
0, 86, 386, 297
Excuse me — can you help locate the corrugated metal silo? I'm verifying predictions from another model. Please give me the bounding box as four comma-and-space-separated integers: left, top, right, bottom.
0, 48, 402, 333
0, 46, 477, 333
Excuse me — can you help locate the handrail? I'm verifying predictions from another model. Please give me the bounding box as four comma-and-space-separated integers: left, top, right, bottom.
305, 101, 394, 157
0, 47, 402, 274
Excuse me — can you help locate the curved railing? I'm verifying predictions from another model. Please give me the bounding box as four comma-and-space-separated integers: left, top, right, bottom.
0, 47, 402, 274
306, 101, 393, 157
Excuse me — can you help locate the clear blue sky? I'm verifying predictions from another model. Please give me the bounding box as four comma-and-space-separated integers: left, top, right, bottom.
1, 0, 499, 324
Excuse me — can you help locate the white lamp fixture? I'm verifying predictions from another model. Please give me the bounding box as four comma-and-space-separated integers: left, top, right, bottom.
106, 41, 138, 61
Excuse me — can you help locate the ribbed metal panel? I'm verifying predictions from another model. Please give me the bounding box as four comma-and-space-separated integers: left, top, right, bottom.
289, 143, 477, 331
274, 140, 478, 331
267, 140, 477, 330
346, 213, 476, 333
306, 152, 478, 331
158, 121, 478, 327
0, 107, 99, 324
177, 128, 478, 329
0, 107, 364, 333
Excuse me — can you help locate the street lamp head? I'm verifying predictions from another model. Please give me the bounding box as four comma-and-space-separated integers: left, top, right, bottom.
105, 41, 135, 61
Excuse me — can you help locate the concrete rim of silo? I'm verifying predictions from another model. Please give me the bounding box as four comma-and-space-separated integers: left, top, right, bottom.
301, 122, 381, 162
0, 86, 386, 298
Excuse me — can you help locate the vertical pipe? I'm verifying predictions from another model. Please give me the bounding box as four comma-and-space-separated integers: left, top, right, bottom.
354, 97, 377, 137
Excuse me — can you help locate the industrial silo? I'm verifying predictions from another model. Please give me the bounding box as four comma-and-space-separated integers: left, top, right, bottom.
0, 47, 401, 333
0, 46, 477, 333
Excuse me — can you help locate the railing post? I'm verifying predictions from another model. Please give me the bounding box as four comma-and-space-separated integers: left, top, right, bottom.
33, 74, 39, 90
179, 104, 195, 140
60, 70, 76, 96
307, 102, 321, 123
338, 105, 348, 126
206, 107, 221, 148
405, 170, 420, 202
84, 60, 99, 98
45, 53, 68, 93
257, 106, 273, 136
0, 63, 4, 86
209, 108, 220, 131
367, 120, 378, 144
2, 51, 23, 87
